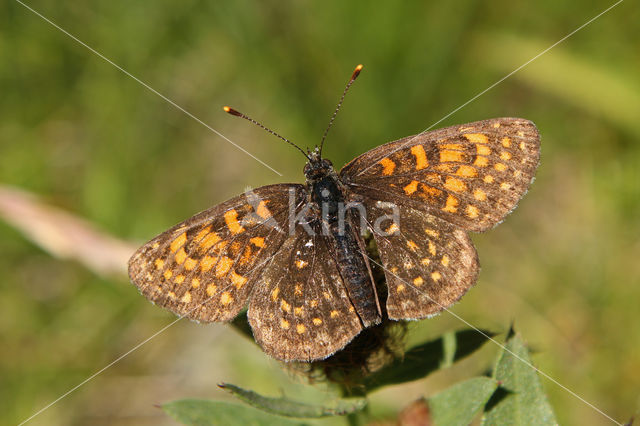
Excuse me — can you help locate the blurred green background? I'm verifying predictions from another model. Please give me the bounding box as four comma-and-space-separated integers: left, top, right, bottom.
1, 0, 639, 424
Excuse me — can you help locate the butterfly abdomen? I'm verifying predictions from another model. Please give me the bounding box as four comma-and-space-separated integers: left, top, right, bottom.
310, 172, 382, 328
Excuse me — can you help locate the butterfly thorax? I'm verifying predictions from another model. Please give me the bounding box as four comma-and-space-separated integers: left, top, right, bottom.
302, 149, 382, 328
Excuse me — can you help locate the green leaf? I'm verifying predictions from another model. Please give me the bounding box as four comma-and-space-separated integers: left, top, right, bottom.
163, 399, 308, 426
219, 383, 367, 418
428, 377, 498, 426
363, 328, 495, 392
482, 330, 558, 425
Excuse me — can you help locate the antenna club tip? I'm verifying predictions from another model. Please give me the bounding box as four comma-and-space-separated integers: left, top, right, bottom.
223, 106, 242, 117
352, 64, 364, 79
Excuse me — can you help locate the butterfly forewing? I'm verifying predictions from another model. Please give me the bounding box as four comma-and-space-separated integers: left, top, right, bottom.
128, 184, 305, 322
341, 118, 540, 232
248, 224, 363, 362
364, 203, 479, 319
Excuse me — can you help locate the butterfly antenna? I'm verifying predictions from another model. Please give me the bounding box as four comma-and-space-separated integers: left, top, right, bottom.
223, 106, 311, 160
319, 64, 363, 156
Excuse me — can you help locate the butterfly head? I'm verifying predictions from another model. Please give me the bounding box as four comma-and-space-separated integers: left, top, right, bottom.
304, 147, 334, 183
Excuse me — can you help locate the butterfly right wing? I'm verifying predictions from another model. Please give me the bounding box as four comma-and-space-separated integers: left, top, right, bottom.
363, 202, 479, 320
128, 184, 306, 323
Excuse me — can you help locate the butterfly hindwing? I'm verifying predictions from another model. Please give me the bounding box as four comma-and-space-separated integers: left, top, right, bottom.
364, 202, 479, 319
248, 223, 363, 362
128, 184, 305, 322
341, 118, 540, 232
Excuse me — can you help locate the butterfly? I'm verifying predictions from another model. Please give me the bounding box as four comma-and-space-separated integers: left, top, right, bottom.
128, 65, 540, 362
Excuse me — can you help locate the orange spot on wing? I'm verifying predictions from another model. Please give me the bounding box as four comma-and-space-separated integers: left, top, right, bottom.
403, 180, 419, 195
428, 240, 436, 256
230, 271, 248, 289
170, 232, 187, 252
425, 228, 439, 238
379, 158, 396, 175
200, 255, 217, 272
501, 137, 512, 147
474, 189, 487, 201
474, 156, 489, 167
215, 256, 233, 277
184, 257, 197, 271
406, 240, 419, 251
444, 177, 467, 193
476, 144, 491, 156
440, 150, 464, 163
456, 165, 477, 177
256, 200, 272, 219
224, 209, 245, 234
464, 133, 489, 144
174, 248, 187, 265
410, 145, 429, 170
220, 292, 233, 305
442, 195, 458, 213
250, 236, 265, 248
422, 185, 443, 199
385, 223, 399, 234
194, 226, 212, 242
199, 232, 221, 250
466, 205, 479, 218
494, 163, 508, 172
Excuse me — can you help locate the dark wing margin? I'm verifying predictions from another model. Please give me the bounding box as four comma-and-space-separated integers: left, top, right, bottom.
340, 118, 540, 232
248, 224, 363, 362
364, 203, 479, 319
128, 184, 305, 323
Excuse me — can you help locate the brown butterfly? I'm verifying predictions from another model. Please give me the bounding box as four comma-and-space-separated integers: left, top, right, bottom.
128, 65, 540, 362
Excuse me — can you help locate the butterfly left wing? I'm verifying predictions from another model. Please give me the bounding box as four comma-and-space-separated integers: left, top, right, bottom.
338, 118, 539, 319
248, 222, 363, 362
340, 118, 540, 232
128, 184, 305, 323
